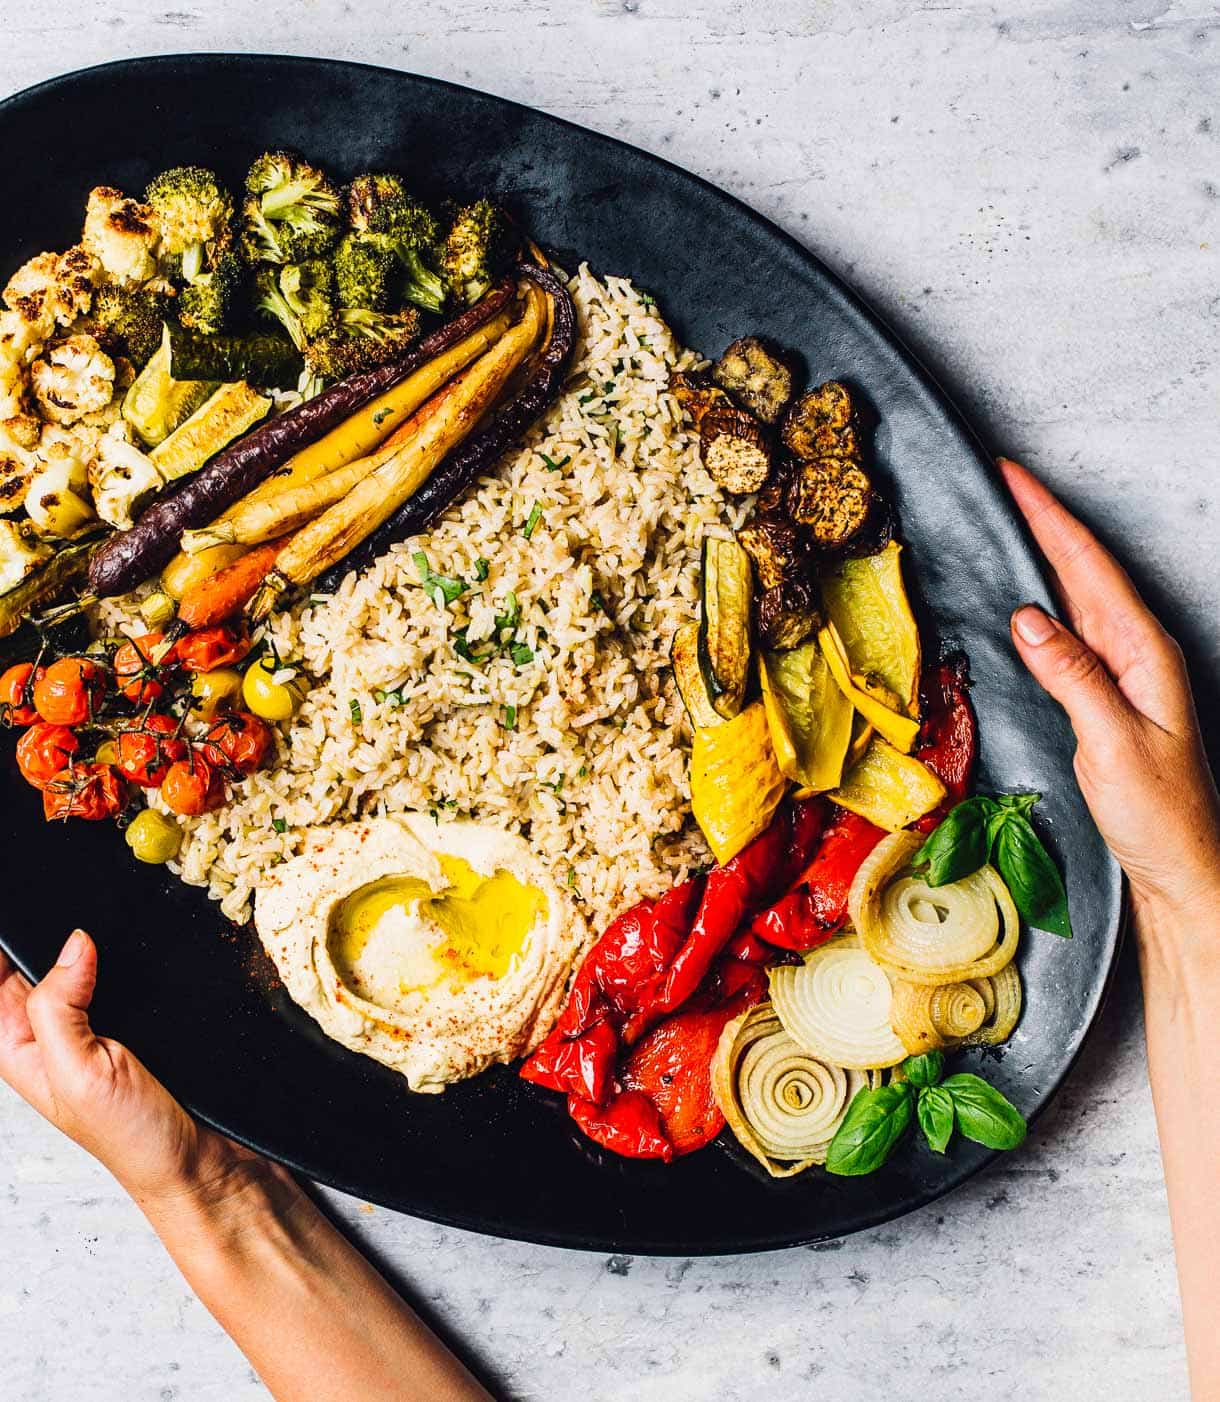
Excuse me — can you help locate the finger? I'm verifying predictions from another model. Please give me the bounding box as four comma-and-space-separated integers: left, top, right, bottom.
1011, 605, 1141, 751
0, 951, 54, 1115
24, 931, 102, 1088
1000, 458, 1190, 733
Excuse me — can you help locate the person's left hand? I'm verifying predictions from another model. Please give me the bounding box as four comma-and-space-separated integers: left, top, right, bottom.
0, 929, 263, 1210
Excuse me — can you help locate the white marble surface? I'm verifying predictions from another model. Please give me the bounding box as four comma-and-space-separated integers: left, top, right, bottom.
2, 3, 1217, 1399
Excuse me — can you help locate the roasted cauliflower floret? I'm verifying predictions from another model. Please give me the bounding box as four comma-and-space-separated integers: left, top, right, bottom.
23, 453, 96, 538
88, 424, 165, 530
3, 246, 100, 330
30, 334, 115, 426
82, 186, 160, 284
712, 337, 794, 425
699, 405, 772, 493
785, 456, 873, 548
0, 308, 42, 421
0, 424, 37, 515
0, 518, 52, 595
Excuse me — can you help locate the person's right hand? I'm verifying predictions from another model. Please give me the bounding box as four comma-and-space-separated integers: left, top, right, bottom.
0, 928, 270, 1213
1000, 458, 1220, 921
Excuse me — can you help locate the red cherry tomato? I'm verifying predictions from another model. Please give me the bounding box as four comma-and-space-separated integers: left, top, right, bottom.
175, 626, 251, 674
115, 714, 188, 788
201, 711, 274, 777
32, 657, 107, 726
42, 762, 126, 822
160, 752, 226, 816
0, 662, 43, 726
15, 723, 80, 790
113, 632, 176, 705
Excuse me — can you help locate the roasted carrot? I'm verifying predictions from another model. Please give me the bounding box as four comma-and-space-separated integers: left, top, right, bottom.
178, 537, 293, 629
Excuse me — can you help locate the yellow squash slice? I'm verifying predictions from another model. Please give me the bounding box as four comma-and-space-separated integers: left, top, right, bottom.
691, 700, 787, 865
821, 541, 922, 714
829, 735, 946, 832
759, 641, 853, 793
818, 621, 920, 752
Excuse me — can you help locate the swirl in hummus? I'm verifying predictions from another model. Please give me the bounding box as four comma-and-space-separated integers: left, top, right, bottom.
254, 814, 585, 1092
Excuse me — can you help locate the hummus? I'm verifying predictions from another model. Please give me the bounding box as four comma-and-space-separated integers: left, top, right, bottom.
254, 814, 584, 1092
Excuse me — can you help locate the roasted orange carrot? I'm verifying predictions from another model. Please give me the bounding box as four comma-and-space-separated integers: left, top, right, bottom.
178, 537, 293, 629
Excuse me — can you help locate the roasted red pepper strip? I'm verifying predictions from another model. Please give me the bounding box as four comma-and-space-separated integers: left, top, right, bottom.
520, 1019, 618, 1103
913, 655, 977, 834
750, 886, 839, 953
568, 1090, 674, 1162
797, 809, 888, 932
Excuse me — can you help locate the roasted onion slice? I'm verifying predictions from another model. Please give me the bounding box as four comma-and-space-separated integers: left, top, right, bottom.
711, 1004, 873, 1176
768, 935, 906, 1070
849, 830, 1019, 985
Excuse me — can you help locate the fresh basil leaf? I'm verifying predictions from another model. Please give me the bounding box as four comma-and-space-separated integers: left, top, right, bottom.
993, 812, 1072, 938
917, 1085, 955, 1154
996, 791, 1040, 816
913, 797, 997, 886
902, 1051, 945, 1090
941, 1073, 1027, 1150
825, 1083, 913, 1177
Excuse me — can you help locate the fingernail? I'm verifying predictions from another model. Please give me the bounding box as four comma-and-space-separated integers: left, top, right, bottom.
1013, 605, 1056, 645
56, 930, 87, 968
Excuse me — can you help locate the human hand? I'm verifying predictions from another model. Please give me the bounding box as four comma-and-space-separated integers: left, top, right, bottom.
1000, 458, 1220, 922
0, 930, 267, 1213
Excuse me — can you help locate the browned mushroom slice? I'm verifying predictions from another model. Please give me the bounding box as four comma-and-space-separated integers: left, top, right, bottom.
700, 407, 772, 494
668, 370, 732, 429
785, 457, 872, 547
738, 515, 806, 592
753, 459, 793, 517
780, 381, 857, 461
756, 576, 824, 651
711, 337, 794, 424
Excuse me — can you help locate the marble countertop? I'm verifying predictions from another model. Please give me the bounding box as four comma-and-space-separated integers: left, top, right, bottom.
2, 4, 1215, 1399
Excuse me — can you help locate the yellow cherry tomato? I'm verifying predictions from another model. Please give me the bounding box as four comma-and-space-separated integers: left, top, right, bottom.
124, 809, 182, 865
191, 667, 243, 720
241, 658, 307, 722
94, 739, 118, 765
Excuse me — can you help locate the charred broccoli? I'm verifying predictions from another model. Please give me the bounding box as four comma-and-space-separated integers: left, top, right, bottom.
178, 249, 242, 336
441, 199, 510, 306
241, 151, 343, 265
90, 285, 168, 369
333, 232, 395, 311
346, 173, 448, 315
144, 165, 235, 282
304, 306, 422, 381
254, 261, 336, 350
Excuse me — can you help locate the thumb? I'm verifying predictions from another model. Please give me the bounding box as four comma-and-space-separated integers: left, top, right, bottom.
25, 930, 101, 1083
1010, 604, 1133, 742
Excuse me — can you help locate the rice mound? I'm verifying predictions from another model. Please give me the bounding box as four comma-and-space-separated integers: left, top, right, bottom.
145, 266, 748, 931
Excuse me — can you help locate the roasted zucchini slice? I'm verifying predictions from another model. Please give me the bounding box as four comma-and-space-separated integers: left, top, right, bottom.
711, 337, 794, 424
699, 407, 771, 494
671, 621, 724, 730
122, 327, 216, 447
698, 534, 753, 719
150, 382, 273, 482
780, 381, 856, 462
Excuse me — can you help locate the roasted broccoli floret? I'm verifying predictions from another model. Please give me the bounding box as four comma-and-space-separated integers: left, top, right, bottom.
144, 165, 235, 281
441, 199, 510, 307
303, 306, 422, 382
178, 249, 242, 336
91, 285, 168, 369
346, 173, 448, 315
241, 151, 343, 265
333, 233, 395, 312
254, 261, 336, 350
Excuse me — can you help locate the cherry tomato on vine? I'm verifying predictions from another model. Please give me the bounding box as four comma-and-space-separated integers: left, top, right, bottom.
113, 632, 176, 705
42, 763, 126, 822
176, 626, 250, 674
201, 711, 274, 777
0, 662, 43, 726
15, 723, 80, 790
32, 657, 107, 726
115, 714, 188, 788
160, 752, 226, 816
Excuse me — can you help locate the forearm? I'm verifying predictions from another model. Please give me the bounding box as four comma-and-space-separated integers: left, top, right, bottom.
137, 1161, 491, 1402
1133, 887, 1220, 1398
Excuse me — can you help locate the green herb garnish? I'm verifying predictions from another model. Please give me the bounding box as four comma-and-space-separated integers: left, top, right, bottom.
473, 558, 490, 582
510, 643, 534, 668
913, 792, 1071, 938
495, 591, 520, 632
372, 407, 393, 426
590, 589, 606, 614
413, 551, 468, 609
272, 817, 287, 834
522, 504, 543, 540
503, 704, 517, 730
349, 698, 362, 724
539, 452, 571, 473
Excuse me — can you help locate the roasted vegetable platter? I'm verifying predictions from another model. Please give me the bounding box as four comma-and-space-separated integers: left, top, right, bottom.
0, 55, 1121, 1255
